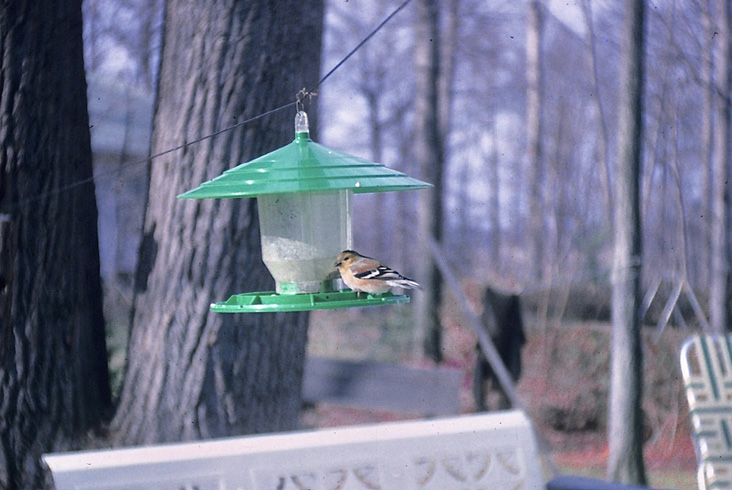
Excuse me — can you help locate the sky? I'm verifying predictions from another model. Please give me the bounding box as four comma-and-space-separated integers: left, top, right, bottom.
547, 0, 586, 35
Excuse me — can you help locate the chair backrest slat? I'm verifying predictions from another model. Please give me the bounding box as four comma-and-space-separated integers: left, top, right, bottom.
681, 335, 732, 490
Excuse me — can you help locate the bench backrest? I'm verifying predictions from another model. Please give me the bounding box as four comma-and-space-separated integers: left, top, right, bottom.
43, 410, 545, 490
680, 335, 732, 490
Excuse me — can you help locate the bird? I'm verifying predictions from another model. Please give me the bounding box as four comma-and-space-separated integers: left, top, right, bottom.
334, 250, 421, 295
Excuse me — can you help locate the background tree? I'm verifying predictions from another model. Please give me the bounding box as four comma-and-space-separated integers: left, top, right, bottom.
709, 0, 730, 333
607, 0, 647, 483
414, 0, 446, 362
82, 0, 164, 89
699, 0, 714, 289
0, 1, 112, 488
324, 0, 412, 259
111, 0, 324, 444
526, 0, 545, 282
581, 0, 613, 221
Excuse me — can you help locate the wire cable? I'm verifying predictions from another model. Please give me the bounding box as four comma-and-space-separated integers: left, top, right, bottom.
10, 0, 414, 207
308, 0, 413, 96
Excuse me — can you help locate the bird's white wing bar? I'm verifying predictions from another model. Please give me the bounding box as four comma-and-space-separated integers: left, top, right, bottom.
354, 266, 402, 280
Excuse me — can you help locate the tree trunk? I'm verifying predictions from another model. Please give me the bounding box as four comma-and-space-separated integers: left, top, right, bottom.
439, 0, 459, 137
489, 114, 502, 272
700, 0, 714, 290
581, 0, 613, 224
441, 0, 461, 263
414, 0, 445, 362
111, 0, 324, 445
710, 0, 730, 334
526, 0, 545, 281
0, 2, 112, 488
365, 89, 385, 255
607, 0, 647, 484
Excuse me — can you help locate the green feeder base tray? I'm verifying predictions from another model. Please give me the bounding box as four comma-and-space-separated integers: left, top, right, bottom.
210, 290, 410, 313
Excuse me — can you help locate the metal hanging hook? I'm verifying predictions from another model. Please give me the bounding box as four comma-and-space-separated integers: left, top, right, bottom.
295, 87, 317, 114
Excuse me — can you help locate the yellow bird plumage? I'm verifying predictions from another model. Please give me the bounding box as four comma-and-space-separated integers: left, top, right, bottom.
334, 250, 421, 295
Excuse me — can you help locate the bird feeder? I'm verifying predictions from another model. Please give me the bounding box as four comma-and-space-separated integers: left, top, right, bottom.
178, 111, 431, 312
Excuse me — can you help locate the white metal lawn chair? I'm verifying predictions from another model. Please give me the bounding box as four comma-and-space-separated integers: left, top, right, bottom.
680, 335, 732, 490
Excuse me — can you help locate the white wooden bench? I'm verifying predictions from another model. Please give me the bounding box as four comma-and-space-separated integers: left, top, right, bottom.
44, 410, 545, 490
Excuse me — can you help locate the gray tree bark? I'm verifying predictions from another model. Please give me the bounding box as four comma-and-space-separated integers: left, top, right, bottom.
0, 1, 112, 488
489, 114, 502, 272
581, 0, 613, 223
607, 0, 647, 484
700, 0, 714, 290
526, 0, 545, 281
111, 0, 324, 445
709, 0, 730, 333
439, 0, 458, 138
440, 0, 463, 263
362, 68, 385, 255
414, 0, 445, 362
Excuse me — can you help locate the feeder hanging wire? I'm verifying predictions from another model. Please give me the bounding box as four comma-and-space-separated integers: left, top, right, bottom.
10, 0, 414, 208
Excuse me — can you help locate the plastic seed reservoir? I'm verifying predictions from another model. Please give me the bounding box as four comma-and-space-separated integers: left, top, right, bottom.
258, 189, 351, 294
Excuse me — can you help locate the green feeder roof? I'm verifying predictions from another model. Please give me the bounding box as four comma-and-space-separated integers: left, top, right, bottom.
178, 128, 431, 199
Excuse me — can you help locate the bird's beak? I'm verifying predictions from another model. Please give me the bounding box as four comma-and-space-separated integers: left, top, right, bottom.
334, 260, 341, 267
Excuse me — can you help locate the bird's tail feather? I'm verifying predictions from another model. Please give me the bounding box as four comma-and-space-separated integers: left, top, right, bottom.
387, 279, 421, 290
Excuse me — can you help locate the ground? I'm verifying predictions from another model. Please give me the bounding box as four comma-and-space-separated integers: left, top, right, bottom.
306, 291, 697, 490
